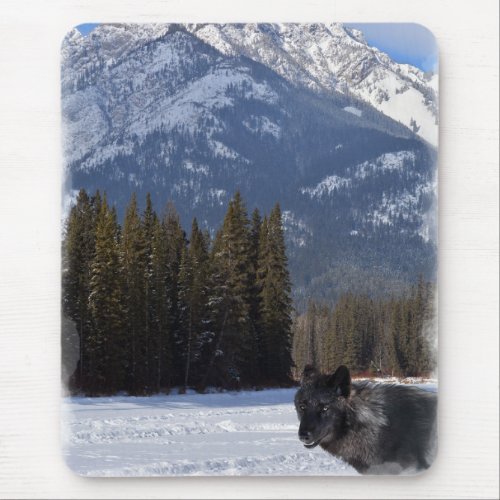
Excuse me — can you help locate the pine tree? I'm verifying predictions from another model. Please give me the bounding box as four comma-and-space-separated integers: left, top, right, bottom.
330, 301, 346, 370
291, 311, 306, 379
322, 305, 338, 373
149, 213, 172, 391
407, 285, 420, 376
371, 301, 398, 376
162, 202, 187, 386
257, 203, 293, 384
87, 194, 125, 394
305, 300, 319, 367
62, 189, 96, 391
256, 215, 270, 376
142, 193, 157, 389
316, 303, 331, 372
178, 245, 194, 392
419, 280, 436, 375
248, 208, 263, 382
177, 220, 212, 392
121, 193, 148, 394
408, 276, 435, 376
202, 193, 254, 389
341, 295, 358, 370
187, 219, 212, 388
390, 298, 406, 376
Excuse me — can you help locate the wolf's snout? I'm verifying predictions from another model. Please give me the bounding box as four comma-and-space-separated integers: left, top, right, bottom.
298, 429, 313, 443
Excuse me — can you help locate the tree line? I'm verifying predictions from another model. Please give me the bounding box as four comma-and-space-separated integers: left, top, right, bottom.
292, 278, 436, 379
62, 189, 293, 395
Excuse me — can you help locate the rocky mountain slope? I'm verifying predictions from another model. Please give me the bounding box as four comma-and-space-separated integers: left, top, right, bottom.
188, 23, 438, 145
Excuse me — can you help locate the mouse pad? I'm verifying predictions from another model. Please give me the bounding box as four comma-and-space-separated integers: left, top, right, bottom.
61, 23, 438, 476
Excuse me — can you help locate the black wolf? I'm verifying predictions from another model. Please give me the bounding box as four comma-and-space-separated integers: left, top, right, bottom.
294, 365, 437, 474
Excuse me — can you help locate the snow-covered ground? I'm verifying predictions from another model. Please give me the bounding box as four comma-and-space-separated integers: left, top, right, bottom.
62, 384, 436, 477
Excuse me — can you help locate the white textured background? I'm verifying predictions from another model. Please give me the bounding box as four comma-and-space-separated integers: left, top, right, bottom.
0, 0, 498, 498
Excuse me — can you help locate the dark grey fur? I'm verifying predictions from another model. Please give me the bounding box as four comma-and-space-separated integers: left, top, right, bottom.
294, 365, 437, 475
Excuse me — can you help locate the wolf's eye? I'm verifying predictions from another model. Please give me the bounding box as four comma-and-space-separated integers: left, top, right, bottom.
321, 405, 329, 412
299, 404, 306, 411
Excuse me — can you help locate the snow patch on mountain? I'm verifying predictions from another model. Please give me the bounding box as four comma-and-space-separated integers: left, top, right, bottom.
209, 188, 227, 205
128, 68, 277, 140
297, 149, 435, 243
128, 173, 143, 187
301, 175, 351, 198
352, 151, 416, 179
367, 180, 434, 228
343, 106, 362, 117
282, 210, 311, 248
62, 90, 110, 165
183, 162, 209, 175
353, 71, 437, 145
210, 140, 241, 160
416, 179, 437, 242
243, 116, 281, 138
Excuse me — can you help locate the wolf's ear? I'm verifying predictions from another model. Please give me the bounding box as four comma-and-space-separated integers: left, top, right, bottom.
301, 364, 318, 385
328, 365, 351, 398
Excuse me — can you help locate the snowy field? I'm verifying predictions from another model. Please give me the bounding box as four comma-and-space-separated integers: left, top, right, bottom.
62, 383, 436, 477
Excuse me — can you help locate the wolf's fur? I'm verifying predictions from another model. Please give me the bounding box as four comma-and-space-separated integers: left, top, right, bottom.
294, 365, 437, 474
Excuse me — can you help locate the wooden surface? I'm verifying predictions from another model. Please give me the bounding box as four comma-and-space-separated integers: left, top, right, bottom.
0, 0, 498, 498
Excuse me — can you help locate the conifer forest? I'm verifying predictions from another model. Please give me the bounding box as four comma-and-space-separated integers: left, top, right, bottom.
62, 189, 293, 395
62, 189, 435, 396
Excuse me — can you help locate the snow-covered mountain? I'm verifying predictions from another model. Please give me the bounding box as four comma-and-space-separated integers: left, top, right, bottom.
63, 23, 438, 147
61, 23, 437, 306
187, 23, 438, 146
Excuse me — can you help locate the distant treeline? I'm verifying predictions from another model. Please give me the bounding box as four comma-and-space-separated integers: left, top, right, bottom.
292, 279, 436, 379
62, 189, 293, 396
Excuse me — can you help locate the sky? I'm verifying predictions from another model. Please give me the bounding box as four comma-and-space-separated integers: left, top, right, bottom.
345, 23, 438, 73
75, 23, 99, 36
75, 22, 438, 73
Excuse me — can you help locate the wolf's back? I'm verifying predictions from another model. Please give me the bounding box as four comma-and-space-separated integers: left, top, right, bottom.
364, 384, 437, 472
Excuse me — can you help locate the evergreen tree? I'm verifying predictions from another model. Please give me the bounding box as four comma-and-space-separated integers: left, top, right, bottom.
316, 303, 332, 371
291, 311, 307, 379
142, 193, 157, 389
149, 213, 172, 391
178, 245, 194, 392
202, 192, 254, 389
87, 194, 125, 394
187, 219, 213, 388
62, 189, 96, 391
339, 295, 358, 370
305, 300, 319, 367
121, 193, 148, 394
177, 220, 212, 392
162, 202, 187, 386
371, 301, 398, 376
200, 228, 227, 389
248, 208, 263, 382
419, 279, 436, 375
257, 204, 294, 384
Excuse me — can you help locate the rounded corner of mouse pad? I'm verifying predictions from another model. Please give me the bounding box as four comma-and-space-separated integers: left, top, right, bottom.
60, 22, 438, 477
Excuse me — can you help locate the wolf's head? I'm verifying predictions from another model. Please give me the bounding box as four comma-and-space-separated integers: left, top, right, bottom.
294, 365, 351, 448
